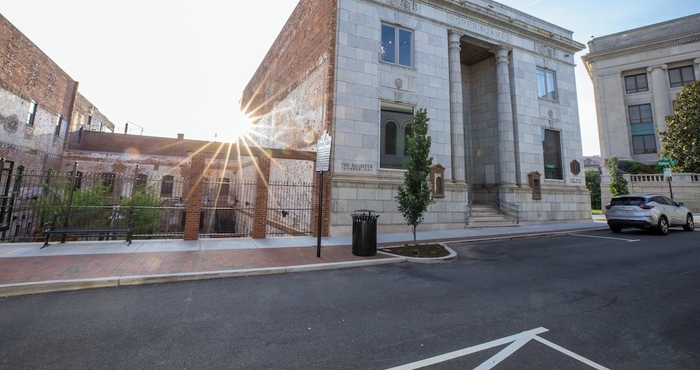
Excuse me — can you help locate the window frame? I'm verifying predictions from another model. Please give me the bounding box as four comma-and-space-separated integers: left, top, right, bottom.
27, 101, 37, 126
628, 103, 657, 154
536, 68, 557, 101
668, 65, 695, 88
101, 172, 115, 193
160, 175, 175, 196
380, 102, 414, 170
542, 128, 563, 180
380, 23, 414, 68
624, 73, 649, 94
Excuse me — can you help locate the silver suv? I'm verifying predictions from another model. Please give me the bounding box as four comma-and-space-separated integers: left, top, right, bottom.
605, 194, 695, 235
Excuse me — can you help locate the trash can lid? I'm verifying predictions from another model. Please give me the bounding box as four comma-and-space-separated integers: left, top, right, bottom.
353, 209, 375, 215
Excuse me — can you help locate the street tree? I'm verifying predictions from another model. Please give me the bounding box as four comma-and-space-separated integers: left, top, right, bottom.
659, 80, 700, 173
395, 108, 434, 247
606, 156, 628, 197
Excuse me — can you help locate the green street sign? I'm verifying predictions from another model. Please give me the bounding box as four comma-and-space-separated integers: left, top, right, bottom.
657, 159, 677, 166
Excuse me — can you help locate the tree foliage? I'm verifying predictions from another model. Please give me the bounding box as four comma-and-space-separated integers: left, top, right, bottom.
606, 156, 628, 197
395, 108, 434, 246
659, 80, 700, 173
585, 169, 601, 210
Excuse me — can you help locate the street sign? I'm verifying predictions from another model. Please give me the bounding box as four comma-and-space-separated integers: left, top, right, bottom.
656, 159, 677, 167
316, 130, 331, 172
663, 167, 672, 178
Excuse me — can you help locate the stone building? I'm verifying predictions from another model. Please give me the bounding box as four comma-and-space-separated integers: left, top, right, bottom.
582, 13, 700, 166
242, 0, 592, 236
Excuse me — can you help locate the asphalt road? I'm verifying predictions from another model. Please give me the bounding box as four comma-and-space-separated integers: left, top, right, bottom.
0, 229, 698, 369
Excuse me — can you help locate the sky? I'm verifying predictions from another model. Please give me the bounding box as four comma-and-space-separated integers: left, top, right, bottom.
2, 0, 700, 155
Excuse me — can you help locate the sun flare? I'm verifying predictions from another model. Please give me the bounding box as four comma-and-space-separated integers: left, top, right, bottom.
215, 108, 253, 143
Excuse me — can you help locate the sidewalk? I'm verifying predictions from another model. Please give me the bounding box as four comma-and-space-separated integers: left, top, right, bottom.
0, 220, 610, 297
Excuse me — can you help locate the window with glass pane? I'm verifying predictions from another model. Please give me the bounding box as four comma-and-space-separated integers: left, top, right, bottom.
381, 24, 413, 67
536, 68, 557, 100
161, 175, 174, 196
101, 173, 115, 193
632, 134, 657, 154
628, 104, 656, 154
381, 102, 414, 169
542, 129, 563, 180
625, 73, 648, 93
668, 66, 695, 88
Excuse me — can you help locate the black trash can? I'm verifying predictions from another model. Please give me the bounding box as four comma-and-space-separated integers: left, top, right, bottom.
351, 210, 379, 256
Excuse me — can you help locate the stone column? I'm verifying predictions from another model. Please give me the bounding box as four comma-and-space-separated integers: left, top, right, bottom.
647, 64, 671, 136
448, 31, 466, 185
495, 47, 516, 185
694, 58, 700, 83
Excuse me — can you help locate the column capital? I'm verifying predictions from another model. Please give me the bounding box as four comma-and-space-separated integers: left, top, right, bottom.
492, 46, 510, 64
694, 58, 700, 65
448, 31, 463, 48
646, 64, 668, 72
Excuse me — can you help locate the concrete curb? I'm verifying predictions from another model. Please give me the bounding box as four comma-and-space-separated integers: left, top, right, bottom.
0, 256, 405, 298
378, 244, 458, 264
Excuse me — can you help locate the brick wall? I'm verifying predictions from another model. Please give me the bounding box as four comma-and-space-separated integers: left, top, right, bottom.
241, 0, 337, 122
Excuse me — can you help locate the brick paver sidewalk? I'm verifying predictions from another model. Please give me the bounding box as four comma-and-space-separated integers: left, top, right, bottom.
0, 246, 394, 285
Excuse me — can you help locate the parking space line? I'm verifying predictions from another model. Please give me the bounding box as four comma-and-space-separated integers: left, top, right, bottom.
386, 327, 610, 370
570, 233, 640, 242
533, 336, 610, 370
385, 327, 548, 370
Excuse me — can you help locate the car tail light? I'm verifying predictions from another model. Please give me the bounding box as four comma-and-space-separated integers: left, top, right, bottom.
605, 203, 612, 210
639, 203, 654, 209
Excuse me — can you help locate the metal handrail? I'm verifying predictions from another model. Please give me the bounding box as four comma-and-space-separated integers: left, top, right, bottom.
495, 191, 520, 224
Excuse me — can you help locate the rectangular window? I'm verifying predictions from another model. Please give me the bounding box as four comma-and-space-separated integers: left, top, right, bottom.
628, 104, 657, 154
54, 114, 62, 135
136, 174, 148, 188
161, 175, 174, 196
380, 102, 414, 169
101, 172, 115, 193
381, 24, 413, 67
542, 129, 563, 180
624, 73, 648, 94
27, 101, 37, 125
536, 68, 557, 101
668, 66, 695, 88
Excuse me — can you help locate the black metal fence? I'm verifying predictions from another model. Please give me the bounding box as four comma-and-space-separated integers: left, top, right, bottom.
0, 159, 315, 243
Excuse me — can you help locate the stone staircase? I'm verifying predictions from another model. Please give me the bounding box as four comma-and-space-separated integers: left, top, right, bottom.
466, 204, 519, 229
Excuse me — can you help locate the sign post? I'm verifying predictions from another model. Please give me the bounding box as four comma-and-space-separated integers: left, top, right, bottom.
315, 131, 331, 258
657, 158, 676, 199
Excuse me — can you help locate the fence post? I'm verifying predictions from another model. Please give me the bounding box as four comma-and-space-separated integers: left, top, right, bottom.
252, 156, 271, 239
130, 165, 139, 213
67, 162, 78, 212
184, 153, 205, 240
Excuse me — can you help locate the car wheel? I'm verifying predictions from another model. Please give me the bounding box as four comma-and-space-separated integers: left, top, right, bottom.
683, 214, 695, 232
609, 225, 622, 233
657, 216, 669, 236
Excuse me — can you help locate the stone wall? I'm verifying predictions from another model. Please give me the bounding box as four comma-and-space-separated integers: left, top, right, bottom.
601, 173, 700, 212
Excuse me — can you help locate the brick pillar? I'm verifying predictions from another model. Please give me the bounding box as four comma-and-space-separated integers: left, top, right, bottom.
184, 152, 205, 241
311, 170, 331, 237
252, 156, 270, 239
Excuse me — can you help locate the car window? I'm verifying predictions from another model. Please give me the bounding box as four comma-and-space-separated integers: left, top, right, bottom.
662, 196, 678, 207
610, 197, 645, 206
651, 196, 667, 205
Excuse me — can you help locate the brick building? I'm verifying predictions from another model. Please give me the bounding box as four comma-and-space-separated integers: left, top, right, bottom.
242, 0, 592, 236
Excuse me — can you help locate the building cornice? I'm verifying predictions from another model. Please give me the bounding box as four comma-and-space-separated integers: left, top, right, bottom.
582, 32, 700, 64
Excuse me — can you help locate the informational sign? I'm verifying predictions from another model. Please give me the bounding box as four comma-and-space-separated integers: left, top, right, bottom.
663, 167, 672, 178
316, 130, 331, 172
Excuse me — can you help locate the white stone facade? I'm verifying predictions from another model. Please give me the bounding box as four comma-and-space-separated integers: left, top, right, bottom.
245, 0, 593, 236
582, 14, 700, 166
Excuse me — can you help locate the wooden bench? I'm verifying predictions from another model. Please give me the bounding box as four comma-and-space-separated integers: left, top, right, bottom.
42, 207, 136, 248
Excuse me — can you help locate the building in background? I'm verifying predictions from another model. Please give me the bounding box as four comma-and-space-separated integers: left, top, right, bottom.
242, 0, 591, 236
582, 13, 700, 166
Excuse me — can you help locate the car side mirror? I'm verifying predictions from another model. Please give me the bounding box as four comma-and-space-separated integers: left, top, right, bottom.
678, 202, 685, 207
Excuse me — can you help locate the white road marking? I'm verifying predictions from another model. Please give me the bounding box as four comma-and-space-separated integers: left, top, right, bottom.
533, 336, 610, 370
570, 233, 640, 242
386, 327, 610, 370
